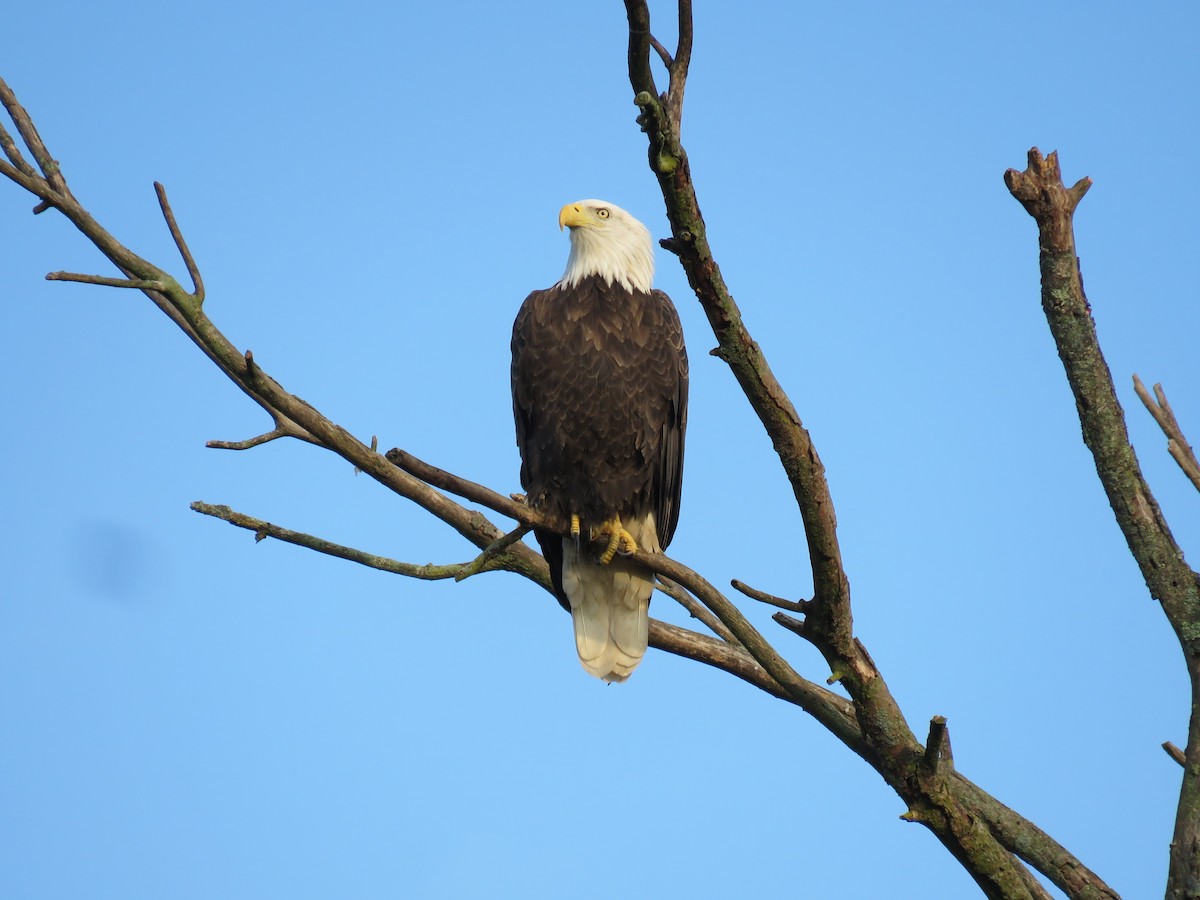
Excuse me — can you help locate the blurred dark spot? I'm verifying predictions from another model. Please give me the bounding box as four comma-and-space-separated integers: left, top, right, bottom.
68, 520, 162, 605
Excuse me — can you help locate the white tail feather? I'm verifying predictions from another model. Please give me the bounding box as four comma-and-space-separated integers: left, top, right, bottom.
560, 513, 659, 683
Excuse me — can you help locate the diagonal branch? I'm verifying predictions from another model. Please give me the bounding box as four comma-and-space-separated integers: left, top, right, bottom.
622, 0, 853, 658
386, 447, 530, 525
634, 548, 865, 749
1134, 375, 1200, 494
0, 76, 71, 199
455, 524, 533, 582
731, 577, 810, 614
191, 501, 484, 580
648, 35, 673, 69
0, 117, 37, 180
155, 181, 204, 302
655, 575, 738, 643
46, 270, 167, 291
206, 426, 309, 451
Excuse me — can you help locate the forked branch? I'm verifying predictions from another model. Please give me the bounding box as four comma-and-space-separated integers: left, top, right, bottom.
1134, 375, 1200, 493
155, 181, 204, 302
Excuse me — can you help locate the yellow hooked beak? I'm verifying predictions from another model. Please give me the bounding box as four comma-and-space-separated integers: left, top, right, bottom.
559, 203, 592, 231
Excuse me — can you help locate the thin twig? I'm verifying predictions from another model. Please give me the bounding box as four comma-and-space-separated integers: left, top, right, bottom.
154, 182, 205, 302
649, 35, 673, 69
455, 524, 532, 581
732, 578, 809, 613
0, 117, 36, 179
0, 76, 70, 197
190, 501, 470, 580
656, 575, 738, 644
0, 155, 56, 208
46, 270, 167, 291
207, 426, 299, 451
387, 446, 540, 527
1134, 375, 1200, 493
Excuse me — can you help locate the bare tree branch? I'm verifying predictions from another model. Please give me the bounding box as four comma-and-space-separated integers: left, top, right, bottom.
0, 76, 70, 200
154, 181, 204, 302
1134, 375, 1200, 494
386, 447, 530, 526
1006, 146, 1200, 900
655, 576, 739, 644
191, 501, 479, 580
0, 116, 37, 180
455, 524, 533, 582
206, 426, 306, 451
46, 270, 167, 291
731, 577, 810, 614
648, 35, 673, 69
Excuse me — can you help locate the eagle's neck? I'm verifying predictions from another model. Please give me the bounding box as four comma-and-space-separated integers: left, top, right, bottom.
559, 226, 654, 295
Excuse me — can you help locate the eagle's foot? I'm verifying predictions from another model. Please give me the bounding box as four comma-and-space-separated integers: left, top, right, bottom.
593, 514, 639, 565
570, 513, 581, 541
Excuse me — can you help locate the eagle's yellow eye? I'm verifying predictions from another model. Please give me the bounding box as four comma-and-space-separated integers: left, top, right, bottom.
596, 208, 610, 219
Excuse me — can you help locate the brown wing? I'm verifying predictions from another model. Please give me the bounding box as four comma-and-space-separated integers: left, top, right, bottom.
511, 276, 688, 552
650, 286, 688, 550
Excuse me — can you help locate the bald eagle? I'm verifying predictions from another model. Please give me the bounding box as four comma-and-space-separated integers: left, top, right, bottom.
511, 200, 688, 682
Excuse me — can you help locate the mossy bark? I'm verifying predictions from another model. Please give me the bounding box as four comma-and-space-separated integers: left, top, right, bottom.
1007, 147, 1200, 899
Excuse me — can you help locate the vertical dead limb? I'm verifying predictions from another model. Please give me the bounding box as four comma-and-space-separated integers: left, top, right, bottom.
622, 0, 858, 679
622, 6, 1117, 899
1006, 146, 1200, 900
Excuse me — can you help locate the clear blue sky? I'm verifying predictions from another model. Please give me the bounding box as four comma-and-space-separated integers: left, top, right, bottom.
2, 2, 1197, 897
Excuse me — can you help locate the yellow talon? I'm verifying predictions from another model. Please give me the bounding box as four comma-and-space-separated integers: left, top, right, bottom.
595, 514, 638, 565
570, 513, 581, 540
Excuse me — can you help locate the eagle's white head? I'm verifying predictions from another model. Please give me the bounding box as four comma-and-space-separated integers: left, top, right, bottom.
558, 199, 654, 295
